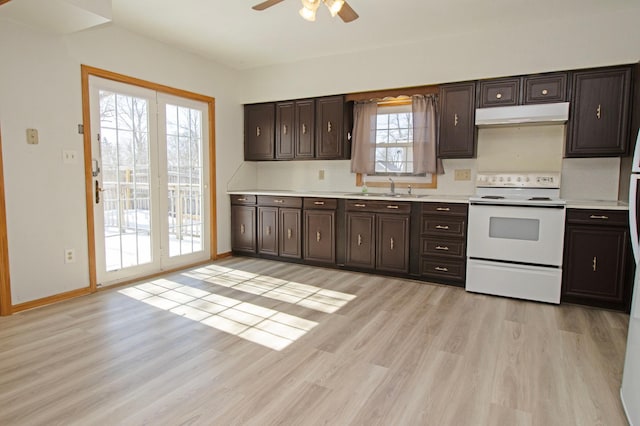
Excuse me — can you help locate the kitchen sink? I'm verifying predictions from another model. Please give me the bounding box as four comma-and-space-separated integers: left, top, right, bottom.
344, 192, 429, 198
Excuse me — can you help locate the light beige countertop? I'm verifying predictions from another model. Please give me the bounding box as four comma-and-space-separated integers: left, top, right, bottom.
228, 190, 630, 210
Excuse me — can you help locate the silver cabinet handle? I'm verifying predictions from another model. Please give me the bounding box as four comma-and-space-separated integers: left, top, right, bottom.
435, 225, 450, 230
302, 123, 307, 134
274, 199, 285, 204
354, 203, 366, 208
316, 231, 321, 242
240, 224, 245, 234
327, 121, 332, 133
314, 201, 325, 205
435, 266, 449, 272
596, 104, 602, 120
592, 256, 597, 272
357, 234, 362, 246
386, 205, 399, 209
589, 215, 608, 220
390, 237, 395, 250
256, 126, 261, 137
287, 228, 292, 239
436, 207, 450, 212
237, 197, 247, 202
266, 226, 271, 235
435, 246, 449, 251
283, 124, 288, 135
454, 113, 459, 127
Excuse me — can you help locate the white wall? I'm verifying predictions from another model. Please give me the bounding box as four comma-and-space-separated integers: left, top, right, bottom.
0, 21, 243, 304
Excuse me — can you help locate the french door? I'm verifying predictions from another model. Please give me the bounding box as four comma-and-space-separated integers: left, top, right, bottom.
89, 76, 210, 286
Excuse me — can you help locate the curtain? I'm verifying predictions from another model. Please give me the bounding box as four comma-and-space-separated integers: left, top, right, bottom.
412, 94, 443, 175
350, 100, 378, 174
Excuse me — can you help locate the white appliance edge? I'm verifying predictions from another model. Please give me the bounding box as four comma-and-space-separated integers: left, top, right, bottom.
621, 129, 640, 426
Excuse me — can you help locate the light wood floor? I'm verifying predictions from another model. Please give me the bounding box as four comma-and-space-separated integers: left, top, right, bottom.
0, 257, 630, 425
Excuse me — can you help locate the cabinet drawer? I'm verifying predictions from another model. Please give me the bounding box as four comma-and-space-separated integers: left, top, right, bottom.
422, 202, 468, 216
524, 73, 567, 104
303, 198, 337, 210
257, 195, 302, 208
478, 78, 521, 108
346, 200, 411, 214
420, 257, 466, 282
421, 216, 466, 238
421, 238, 465, 258
230, 194, 256, 205
566, 209, 627, 226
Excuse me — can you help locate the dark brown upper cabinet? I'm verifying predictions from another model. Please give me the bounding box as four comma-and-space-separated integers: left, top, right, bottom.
438, 82, 477, 158
523, 73, 568, 104
566, 66, 632, 157
315, 95, 346, 159
478, 77, 521, 108
244, 103, 275, 160
275, 99, 315, 160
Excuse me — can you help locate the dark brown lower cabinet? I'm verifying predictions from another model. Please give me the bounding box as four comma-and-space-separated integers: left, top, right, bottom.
279, 208, 301, 259
345, 200, 410, 274
304, 201, 336, 264
562, 209, 634, 312
231, 205, 256, 253
257, 206, 278, 256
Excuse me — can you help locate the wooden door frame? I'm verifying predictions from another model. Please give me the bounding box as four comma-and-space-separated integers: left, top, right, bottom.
81, 65, 218, 291
0, 125, 13, 315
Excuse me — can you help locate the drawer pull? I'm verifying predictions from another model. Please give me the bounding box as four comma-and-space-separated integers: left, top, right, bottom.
240, 224, 245, 235
435, 266, 449, 272
237, 197, 248, 202
592, 256, 597, 272
436, 207, 450, 212
386, 205, 399, 209
327, 121, 333, 133
541, 89, 549, 95
589, 215, 609, 220
274, 199, 285, 204
266, 226, 271, 235
283, 124, 288, 135
496, 93, 503, 99
454, 113, 459, 127
435, 225, 450, 230
316, 231, 321, 242
357, 234, 362, 246
287, 228, 292, 239
435, 246, 449, 251
354, 203, 366, 208
302, 123, 307, 135
256, 126, 261, 137
314, 201, 325, 206
596, 104, 602, 120
390, 237, 395, 250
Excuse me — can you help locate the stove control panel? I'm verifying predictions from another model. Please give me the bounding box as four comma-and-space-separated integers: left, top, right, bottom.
476, 172, 561, 188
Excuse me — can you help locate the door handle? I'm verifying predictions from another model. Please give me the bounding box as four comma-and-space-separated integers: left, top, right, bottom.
95, 180, 102, 204
316, 231, 321, 242
390, 237, 394, 250
592, 256, 597, 272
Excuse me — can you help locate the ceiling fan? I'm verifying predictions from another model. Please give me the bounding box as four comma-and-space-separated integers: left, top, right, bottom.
252, 0, 359, 23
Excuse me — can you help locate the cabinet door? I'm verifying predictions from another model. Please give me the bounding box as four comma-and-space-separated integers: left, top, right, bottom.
376, 214, 409, 273
231, 205, 256, 253
275, 101, 295, 160
257, 206, 278, 255
245, 103, 275, 160
478, 77, 521, 108
304, 210, 335, 263
345, 212, 375, 269
438, 83, 476, 158
566, 67, 632, 157
295, 99, 315, 159
315, 96, 345, 159
562, 225, 630, 310
523, 73, 567, 104
279, 208, 301, 259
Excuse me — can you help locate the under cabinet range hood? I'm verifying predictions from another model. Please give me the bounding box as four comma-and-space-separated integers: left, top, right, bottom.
475, 102, 569, 127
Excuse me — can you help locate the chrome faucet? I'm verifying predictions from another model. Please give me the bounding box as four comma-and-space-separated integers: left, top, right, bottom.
388, 178, 395, 194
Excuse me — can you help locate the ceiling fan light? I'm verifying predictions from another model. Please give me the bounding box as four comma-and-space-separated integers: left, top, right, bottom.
299, 6, 317, 21
324, 0, 344, 17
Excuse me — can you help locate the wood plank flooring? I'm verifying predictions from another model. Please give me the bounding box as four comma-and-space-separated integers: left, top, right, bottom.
0, 257, 630, 425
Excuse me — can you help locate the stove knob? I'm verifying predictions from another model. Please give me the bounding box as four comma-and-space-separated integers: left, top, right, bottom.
525, 177, 530, 182
506, 177, 511, 182
516, 177, 522, 182
499, 177, 504, 182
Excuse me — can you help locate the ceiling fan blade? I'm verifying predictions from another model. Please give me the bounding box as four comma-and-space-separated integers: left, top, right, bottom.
338, 1, 359, 23
252, 0, 286, 11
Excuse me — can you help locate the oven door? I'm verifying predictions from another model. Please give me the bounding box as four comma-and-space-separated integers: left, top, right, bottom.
467, 203, 566, 266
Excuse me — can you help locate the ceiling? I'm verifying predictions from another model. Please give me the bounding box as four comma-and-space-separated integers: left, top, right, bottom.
3, 0, 638, 71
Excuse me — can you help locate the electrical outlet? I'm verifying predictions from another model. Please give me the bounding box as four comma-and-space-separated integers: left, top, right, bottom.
26, 128, 39, 145
64, 248, 75, 264
63, 150, 78, 164
318, 169, 325, 180
454, 169, 471, 181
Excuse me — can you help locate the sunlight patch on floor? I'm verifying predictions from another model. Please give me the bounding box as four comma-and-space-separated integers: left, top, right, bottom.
117, 265, 355, 351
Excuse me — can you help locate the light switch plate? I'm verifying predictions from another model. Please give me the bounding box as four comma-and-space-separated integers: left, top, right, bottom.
63, 150, 78, 164
26, 128, 38, 145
